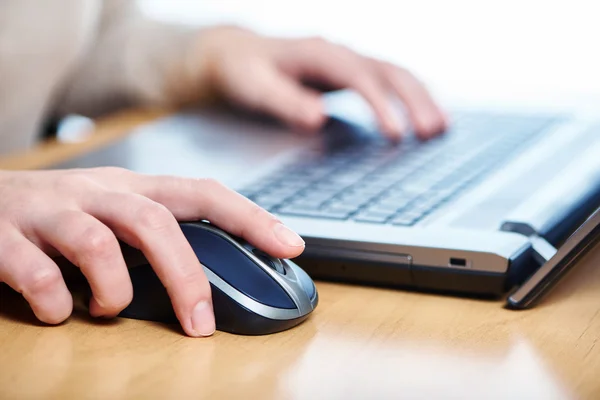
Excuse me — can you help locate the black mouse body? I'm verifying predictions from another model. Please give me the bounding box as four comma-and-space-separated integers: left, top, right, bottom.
61, 221, 318, 335
123, 222, 318, 335
122, 222, 319, 335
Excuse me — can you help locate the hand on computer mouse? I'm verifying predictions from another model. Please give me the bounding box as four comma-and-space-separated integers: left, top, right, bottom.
171, 26, 448, 140
0, 167, 305, 337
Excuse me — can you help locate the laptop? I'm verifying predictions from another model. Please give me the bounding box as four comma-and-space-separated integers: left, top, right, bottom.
50, 91, 600, 299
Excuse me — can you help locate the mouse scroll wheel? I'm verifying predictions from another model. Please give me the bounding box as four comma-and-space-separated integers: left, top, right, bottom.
252, 249, 286, 275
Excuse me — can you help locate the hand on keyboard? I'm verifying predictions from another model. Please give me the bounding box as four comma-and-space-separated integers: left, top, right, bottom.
189, 26, 448, 140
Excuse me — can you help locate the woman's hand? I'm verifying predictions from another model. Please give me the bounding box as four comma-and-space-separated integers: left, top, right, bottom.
0, 167, 305, 337
177, 26, 448, 140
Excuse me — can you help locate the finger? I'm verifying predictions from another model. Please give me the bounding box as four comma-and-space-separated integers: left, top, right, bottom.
350, 69, 406, 139
134, 176, 306, 259
231, 61, 327, 131
82, 169, 306, 258
0, 226, 73, 324
377, 61, 448, 138
33, 210, 133, 318
286, 38, 404, 139
81, 192, 216, 338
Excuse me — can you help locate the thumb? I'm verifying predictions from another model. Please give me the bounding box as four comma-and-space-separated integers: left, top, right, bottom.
234, 63, 327, 131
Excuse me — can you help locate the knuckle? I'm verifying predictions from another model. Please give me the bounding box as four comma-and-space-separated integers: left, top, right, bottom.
77, 225, 116, 261
136, 201, 174, 232
54, 173, 94, 192
23, 267, 63, 297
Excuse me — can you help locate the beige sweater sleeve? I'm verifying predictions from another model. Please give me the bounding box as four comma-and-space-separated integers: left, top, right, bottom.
53, 0, 199, 119
0, 0, 203, 156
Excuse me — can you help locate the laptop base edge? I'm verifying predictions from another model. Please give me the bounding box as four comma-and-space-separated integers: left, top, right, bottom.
294, 243, 535, 299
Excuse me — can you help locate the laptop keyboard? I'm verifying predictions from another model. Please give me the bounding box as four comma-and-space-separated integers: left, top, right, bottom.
239, 112, 564, 226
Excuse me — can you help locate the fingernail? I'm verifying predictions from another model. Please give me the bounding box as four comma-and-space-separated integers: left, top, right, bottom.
191, 301, 216, 337
274, 223, 305, 247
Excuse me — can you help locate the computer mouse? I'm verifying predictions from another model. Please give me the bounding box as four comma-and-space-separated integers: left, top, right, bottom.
61, 221, 318, 336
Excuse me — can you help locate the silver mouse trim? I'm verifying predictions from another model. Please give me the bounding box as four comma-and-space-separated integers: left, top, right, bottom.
203, 267, 302, 320
191, 222, 317, 318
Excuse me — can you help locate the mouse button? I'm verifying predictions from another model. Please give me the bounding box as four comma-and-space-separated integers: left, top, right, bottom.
285, 260, 317, 301
180, 224, 296, 309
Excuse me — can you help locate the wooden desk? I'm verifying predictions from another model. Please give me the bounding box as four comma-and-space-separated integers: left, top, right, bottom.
0, 111, 599, 400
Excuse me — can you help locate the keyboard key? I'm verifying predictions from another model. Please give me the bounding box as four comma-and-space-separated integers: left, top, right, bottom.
284, 200, 323, 211
333, 195, 372, 208
323, 203, 362, 214
311, 182, 351, 193
346, 186, 388, 198
376, 196, 414, 209
364, 202, 403, 213
292, 194, 330, 204
390, 215, 419, 226
252, 195, 285, 208
353, 210, 396, 224
354, 215, 390, 224
262, 186, 300, 197
400, 202, 432, 216
337, 194, 379, 208
276, 207, 351, 220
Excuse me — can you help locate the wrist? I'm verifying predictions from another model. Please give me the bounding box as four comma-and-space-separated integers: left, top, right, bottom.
165, 25, 251, 108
